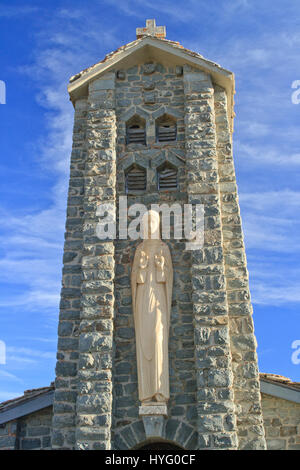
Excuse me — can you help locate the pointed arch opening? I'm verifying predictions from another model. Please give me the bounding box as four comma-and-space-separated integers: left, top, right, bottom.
125, 163, 147, 193
126, 115, 146, 145
157, 161, 178, 191
156, 114, 177, 143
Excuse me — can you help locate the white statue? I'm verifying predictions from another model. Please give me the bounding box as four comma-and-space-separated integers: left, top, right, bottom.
131, 210, 173, 404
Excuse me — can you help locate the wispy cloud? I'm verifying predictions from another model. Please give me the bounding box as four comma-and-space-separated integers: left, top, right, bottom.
0, 369, 23, 383
250, 276, 300, 306
102, 0, 197, 22
236, 142, 300, 168
7, 347, 56, 360
239, 190, 300, 305
1, 0, 299, 387
0, 390, 23, 402
0, 5, 38, 18
0, 10, 120, 314
240, 190, 300, 254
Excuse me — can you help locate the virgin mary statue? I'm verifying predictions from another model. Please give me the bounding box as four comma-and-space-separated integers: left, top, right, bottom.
131, 210, 173, 404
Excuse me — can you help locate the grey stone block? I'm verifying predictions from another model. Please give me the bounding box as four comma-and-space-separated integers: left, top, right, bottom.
0, 436, 16, 448
142, 415, 166, 439
21, 438, 42, 450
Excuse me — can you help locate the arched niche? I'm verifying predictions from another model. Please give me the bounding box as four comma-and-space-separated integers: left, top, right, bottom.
135, 440, 183, 450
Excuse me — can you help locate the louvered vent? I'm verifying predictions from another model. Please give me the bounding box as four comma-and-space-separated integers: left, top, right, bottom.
126, 165, 146, 192
158, 166, 178, 190
157, 122, 177, 142
126, 124, 146, 145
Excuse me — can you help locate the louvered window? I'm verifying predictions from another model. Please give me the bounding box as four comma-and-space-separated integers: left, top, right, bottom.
158, 165, 178, 190
156, 115, 177, 142
126, 165, 146, 192
126, 124, 146, 145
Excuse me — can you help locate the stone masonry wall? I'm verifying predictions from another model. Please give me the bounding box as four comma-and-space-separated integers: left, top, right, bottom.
184, 69, 239, 450
1, 391, 299, 450
261, 394, 300, 450
0, 420, 17, 449
52, 98, 88, 449
17, 407, 52, 450
214, 85, 266, 449
0, 407, 52, 450
75, 74, 117, 450
51, 57, 267, 450
112, 63, 198, 450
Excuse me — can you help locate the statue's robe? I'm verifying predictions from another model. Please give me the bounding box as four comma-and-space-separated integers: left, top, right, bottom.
131, 239, 173, 403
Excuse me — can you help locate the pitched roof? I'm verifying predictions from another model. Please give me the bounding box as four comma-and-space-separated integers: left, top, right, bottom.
260, 373, 300, 390
69, 36, 230, 85
260, 373, 300, 404
0, 384, 54, 412
0, 384, 54, 425
67, 35, 235, 132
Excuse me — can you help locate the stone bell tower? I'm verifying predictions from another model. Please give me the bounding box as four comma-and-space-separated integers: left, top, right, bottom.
51, 20, 267, 450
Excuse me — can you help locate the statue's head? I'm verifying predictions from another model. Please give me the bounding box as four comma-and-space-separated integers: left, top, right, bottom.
142, 210, 160, 240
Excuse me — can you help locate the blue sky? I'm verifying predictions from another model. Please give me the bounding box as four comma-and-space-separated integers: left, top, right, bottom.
0, 0, 299, 401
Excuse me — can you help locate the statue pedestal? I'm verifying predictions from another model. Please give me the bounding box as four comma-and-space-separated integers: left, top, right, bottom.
139, 403, 167, 439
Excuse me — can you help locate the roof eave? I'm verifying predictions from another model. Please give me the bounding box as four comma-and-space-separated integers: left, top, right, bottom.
260, 379, 300, 404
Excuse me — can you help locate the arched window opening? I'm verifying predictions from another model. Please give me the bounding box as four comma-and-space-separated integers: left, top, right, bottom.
125, 164, 147, 192
157, 162, 178, 191
137, 441, 183, 450
126, 115, 146, 145
156, 114, 177, 142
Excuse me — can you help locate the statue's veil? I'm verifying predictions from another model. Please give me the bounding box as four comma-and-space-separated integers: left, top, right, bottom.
142, 210, 160, 240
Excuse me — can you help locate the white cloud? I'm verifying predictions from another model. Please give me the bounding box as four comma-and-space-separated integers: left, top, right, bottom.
102, 0, 197, 22
15, 336, 57, 344
0, 369, 23, 383
57, 9, 84, 20
235, 141, 300, 167
0, 5, 38, 18
7, 347, 56, 360
0, 391, 23, 402
237, 190, 300, 305
239, 190, 300, 254
251, 281, 300, 306
240, 190, 300, 212
246, 252, 300, 306
0, 11, 120, 314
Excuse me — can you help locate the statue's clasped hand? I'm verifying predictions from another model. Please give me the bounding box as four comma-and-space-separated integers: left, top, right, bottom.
139, 251, 149, 269
154, 254, 165, 271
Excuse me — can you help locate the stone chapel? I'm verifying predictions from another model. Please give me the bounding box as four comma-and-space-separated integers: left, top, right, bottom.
1, 20, 300, 451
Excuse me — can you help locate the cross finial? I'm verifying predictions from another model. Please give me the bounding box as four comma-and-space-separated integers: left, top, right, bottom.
136, 19, 166, 39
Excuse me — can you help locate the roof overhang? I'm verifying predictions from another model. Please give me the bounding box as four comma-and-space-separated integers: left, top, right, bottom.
68, 37, 235, 133
260, 379, 300, 404
0, 390, 54, 425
